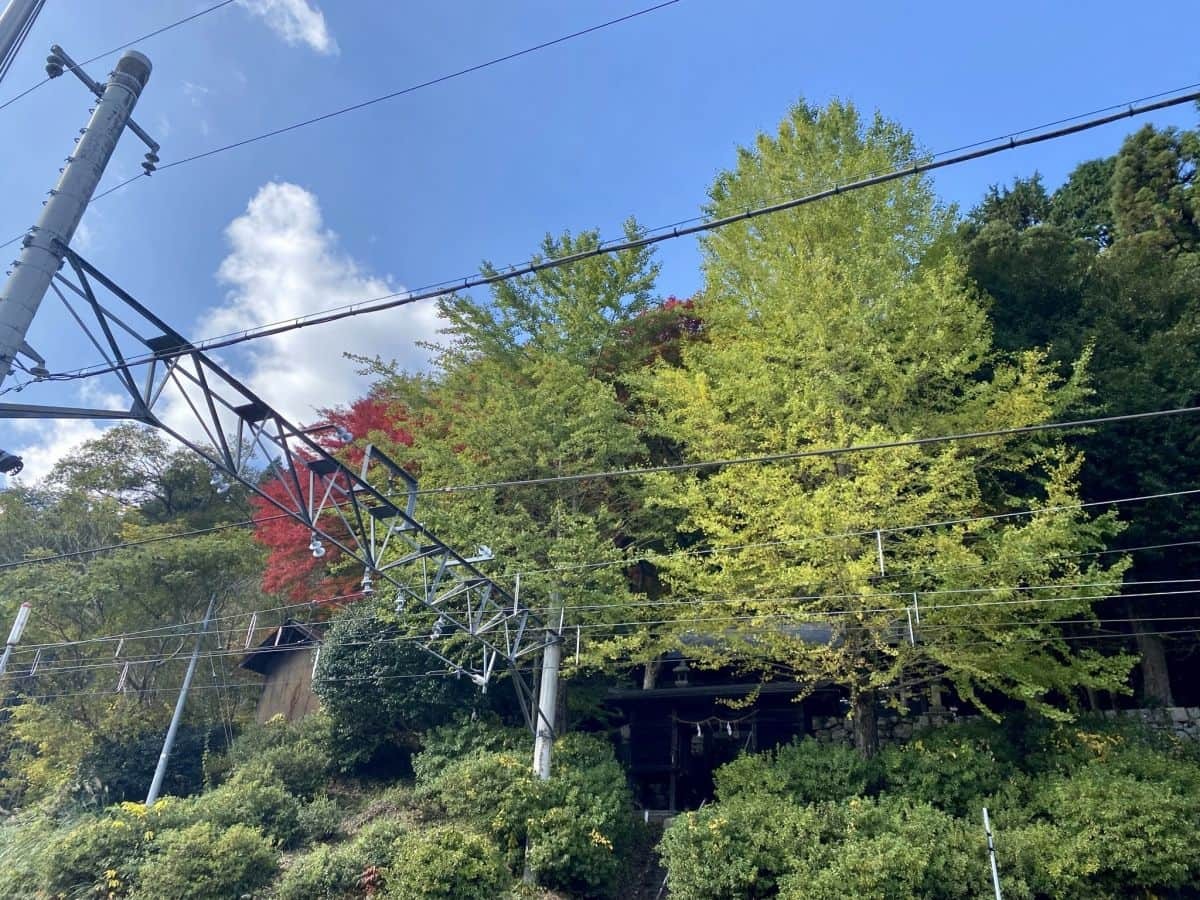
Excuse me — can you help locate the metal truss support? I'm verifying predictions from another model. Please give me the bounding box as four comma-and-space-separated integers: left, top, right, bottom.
0, 248, 552, 729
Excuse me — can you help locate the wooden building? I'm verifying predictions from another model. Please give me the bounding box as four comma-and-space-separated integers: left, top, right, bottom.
607, 645, 845, 811
239, 620, 325, 724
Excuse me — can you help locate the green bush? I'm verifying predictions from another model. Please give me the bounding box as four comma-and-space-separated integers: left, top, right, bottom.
416, 746, 540, 867
0, 811, 57, 898
527, 804, 625, 898
197, 767, 303, 846
222, 713, 333, 798
275, 843, 364, 900
778, 798, 984, 900
76, 723, 223, 807
130, 822, 277, 900
879, 725, 1016, 816
41, 799, 190, 897
313, 610, 477, 773
1009, 765, 1200, 898
410, 716, 529, 785
347, 816, 410, 866
298, 794, 343, 843
387, 825, 510, 900
715, 738, 878, 804
659, 795, 842, 900
528, 733, 639, 897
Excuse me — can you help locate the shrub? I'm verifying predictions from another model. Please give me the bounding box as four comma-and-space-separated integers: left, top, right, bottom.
41, 799, 190, 897
298, 794, 343, 843
76, 723, 223, 807
1011, 765, 1200, 897
0, 812, 56, 899
347, 816, 410, 866
418, 746, 540, 867
313, 610, 477, 773
222, 713, 333, 798
527, 805, 625, 898
659, 795, 842, 900
527, 733, 639, 897
879, 725, 1016, 816
130, 822, 277, 900
197, 767, 303, 846
387, 825, 510, 900
778, 798, 984, 900
410, 716, 529, 785
715, 738, 877, 804
275, 843, 364, 900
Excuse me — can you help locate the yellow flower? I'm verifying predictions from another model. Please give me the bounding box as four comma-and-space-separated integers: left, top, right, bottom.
589, 829, 613, 850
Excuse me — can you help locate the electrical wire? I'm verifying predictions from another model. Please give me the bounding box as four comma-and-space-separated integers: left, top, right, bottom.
9, 581, 1200, 675
2, 403, 1199, 573
4, 83, 1199, 376
0, 0, 682, 253
8, 626, 1200, 707
0, 0, 237, 114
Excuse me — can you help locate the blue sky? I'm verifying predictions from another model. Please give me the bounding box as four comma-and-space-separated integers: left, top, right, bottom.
0, 0, 1197, 480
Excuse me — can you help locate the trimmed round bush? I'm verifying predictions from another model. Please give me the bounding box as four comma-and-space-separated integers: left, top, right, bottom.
659, 795, 843, 900
715, 737, 878, 804
276, 843, 364, 900
131, 822, 277, 900
386, 825, 510, 900
198, 767, 303, 846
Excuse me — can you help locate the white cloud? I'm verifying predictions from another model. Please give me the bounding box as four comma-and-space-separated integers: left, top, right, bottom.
6, 417, 111, 485
193, 181, 437, 426
3, 182, 428, 486
238, 0, 337, 55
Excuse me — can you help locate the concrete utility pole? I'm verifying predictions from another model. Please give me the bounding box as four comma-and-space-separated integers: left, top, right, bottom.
146, 594, 215, 806
0, 601, 31, 676
983, 807, 1003, 900
0, 48, 151, 388
531, 593, 563, 781
0, 0, 44, 85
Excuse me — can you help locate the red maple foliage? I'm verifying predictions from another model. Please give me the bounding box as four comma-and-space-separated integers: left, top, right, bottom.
251, 394, 415, 604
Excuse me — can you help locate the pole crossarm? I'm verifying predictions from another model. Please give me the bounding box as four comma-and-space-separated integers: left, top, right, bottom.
0, 248, 551, 723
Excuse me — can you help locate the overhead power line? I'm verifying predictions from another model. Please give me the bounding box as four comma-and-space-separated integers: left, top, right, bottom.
14, 623, 1200, 706
2, 403, 1199, 572
0, 0, 236, 113
3, 83, 1198, 380
1, 464, 1198, 581
0, 0, 682, 251
9, 607, 1200, 691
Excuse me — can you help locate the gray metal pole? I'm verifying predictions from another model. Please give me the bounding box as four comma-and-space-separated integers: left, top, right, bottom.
0, 0, 42, 83
0, 49, 151, 387
531, 593, 563, 781
983, 807, 1003, 900
0, 601, 32, 676
146, 595, 215, 806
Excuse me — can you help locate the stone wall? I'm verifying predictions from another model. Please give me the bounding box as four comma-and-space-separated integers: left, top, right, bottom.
808, 706, 1200, 747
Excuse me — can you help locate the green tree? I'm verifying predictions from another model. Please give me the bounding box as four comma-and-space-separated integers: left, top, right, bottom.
369, 225, 689, 693
964, 122, 1200, 706
640, 100, 1131, 755
1048, 157, 1116, 247
1110, 124, 1198, 251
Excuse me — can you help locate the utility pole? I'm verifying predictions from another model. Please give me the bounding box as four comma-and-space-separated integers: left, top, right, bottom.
983, 807, 1003, 900
0, 48, 152, 388
532, 592, 563, 781
0, 601, 31, 676
0, 0, 44, 85
146, 595, 215, 806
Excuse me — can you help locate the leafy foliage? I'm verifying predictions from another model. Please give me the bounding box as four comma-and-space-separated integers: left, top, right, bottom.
715, 737, 877, 804
641, 98, 1130, 754
387, 825, 511, 900
130, 821, 277, 900
312, 608, 477, 773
